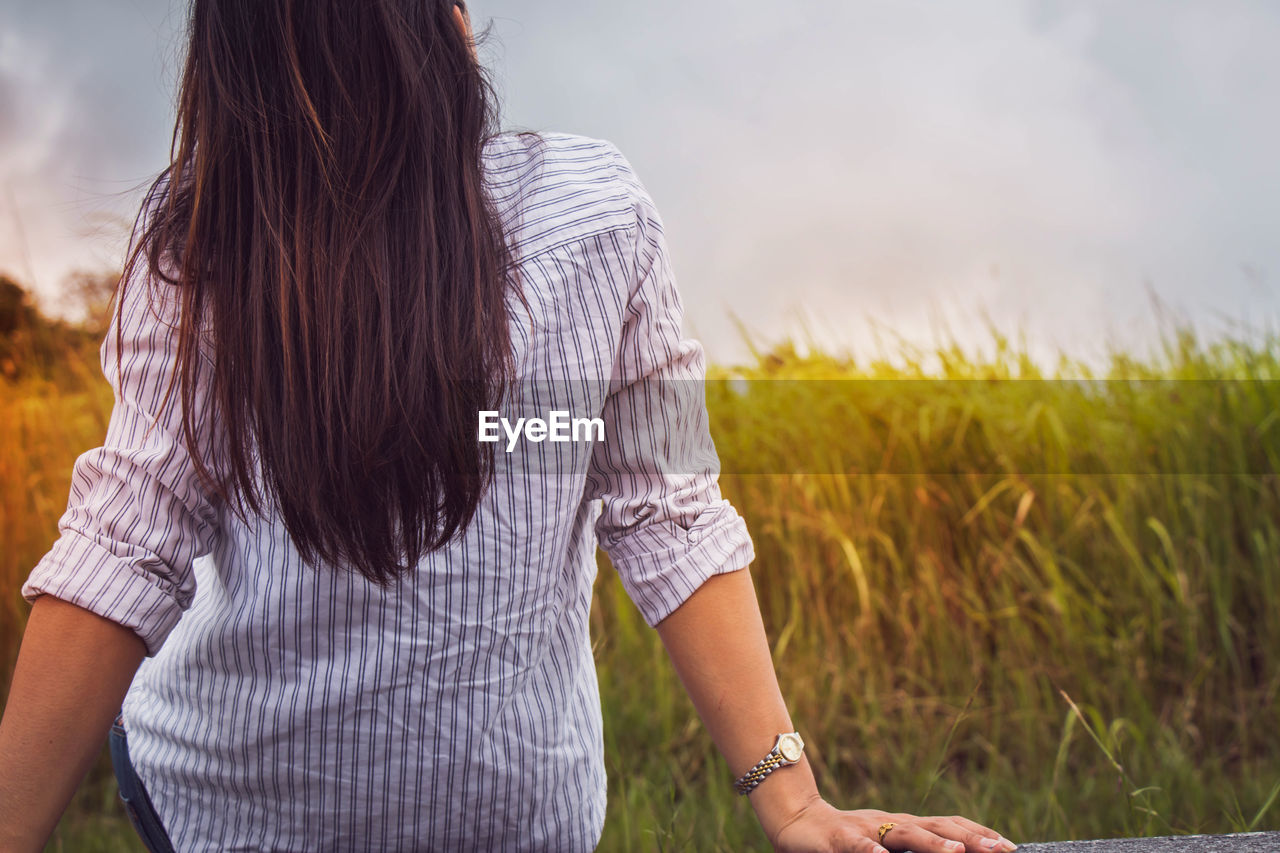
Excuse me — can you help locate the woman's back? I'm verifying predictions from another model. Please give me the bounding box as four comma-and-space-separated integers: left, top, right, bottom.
26, 130, 753, 851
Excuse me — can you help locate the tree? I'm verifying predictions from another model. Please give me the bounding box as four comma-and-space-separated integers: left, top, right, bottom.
0, 272, 100, 383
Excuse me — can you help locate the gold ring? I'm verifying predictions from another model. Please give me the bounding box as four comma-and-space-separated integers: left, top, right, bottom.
877, 822, 896, 844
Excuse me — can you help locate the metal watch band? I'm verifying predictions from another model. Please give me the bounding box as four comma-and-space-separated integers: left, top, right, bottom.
733, 731, 803, 795
733, 751, 787, 795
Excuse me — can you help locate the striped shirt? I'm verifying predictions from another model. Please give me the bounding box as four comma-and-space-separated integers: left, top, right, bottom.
22, 131, 755, 852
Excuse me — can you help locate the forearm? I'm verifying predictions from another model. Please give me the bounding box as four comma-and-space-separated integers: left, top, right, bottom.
655, 565, 821, 842
0, 595, 146, 851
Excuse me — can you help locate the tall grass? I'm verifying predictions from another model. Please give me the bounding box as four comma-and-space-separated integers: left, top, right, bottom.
594, 330, 1280, 850
3, 329, 1278, 851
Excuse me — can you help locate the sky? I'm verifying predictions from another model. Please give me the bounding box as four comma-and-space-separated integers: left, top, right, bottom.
2, 0, 1279, 366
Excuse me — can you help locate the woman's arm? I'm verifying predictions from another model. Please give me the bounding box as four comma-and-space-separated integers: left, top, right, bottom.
655, 566, 1018, 853
0, 596, 145, 852
2, 271, 220, 850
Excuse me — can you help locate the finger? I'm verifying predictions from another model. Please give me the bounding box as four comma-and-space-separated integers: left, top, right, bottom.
881, 823, 966, 853
917, 816, 1015, 853
946, 815, 1000, 838
947, 815, 1016, 850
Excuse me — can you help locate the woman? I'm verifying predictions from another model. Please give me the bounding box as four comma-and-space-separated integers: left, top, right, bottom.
0, 2, 1018, 851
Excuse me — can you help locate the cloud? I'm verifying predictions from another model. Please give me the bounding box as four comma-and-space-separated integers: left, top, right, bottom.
3, 0, 1279, 366
0, 0, 180, 300
477, 0, 1280, 363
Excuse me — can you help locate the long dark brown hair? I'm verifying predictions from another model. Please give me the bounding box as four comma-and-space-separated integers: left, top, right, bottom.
120, 0, 519, 585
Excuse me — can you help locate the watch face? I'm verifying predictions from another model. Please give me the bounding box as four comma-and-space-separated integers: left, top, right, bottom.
778, 733, 804, 762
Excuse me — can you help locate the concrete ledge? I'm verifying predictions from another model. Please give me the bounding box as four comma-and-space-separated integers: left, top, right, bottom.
1018, 832, 1280, 852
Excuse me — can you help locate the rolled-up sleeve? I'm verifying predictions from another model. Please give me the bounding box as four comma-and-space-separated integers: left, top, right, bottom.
22, 272, 219, 655
584, 149, 755, 627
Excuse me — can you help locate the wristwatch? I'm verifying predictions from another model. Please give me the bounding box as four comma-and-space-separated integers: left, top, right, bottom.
732, 731, 804, 795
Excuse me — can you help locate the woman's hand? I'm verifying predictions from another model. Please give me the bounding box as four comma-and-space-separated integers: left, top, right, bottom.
769, 798, 1017, 853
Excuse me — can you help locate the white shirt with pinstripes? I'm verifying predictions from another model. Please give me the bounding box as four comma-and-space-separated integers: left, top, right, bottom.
23, 131, 755, 852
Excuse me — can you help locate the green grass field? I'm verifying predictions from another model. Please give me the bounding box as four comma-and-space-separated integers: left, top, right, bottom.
3, 328, 1279, 851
